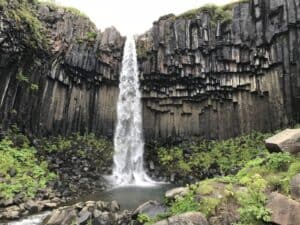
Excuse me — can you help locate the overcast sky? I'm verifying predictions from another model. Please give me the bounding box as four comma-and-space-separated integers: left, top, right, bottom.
56, 0, 234, 35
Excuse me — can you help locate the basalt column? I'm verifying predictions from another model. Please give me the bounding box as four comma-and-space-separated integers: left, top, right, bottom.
137, 0, 300, 140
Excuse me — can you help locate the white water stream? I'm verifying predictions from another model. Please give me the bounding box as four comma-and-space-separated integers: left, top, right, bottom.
109, 36, 154, 186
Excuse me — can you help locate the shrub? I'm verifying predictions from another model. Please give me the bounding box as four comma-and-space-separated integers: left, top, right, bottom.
235, 174, 271, 225
170, 191, 200, 215
157, 132, 270, 179
0, 138, 56, 199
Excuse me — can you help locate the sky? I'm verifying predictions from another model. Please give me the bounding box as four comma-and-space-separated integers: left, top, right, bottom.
56, 0, 234, 35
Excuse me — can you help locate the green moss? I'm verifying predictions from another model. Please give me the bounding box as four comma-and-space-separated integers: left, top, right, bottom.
16, 72, 30, 83
4, 0, 49, 49
39, 0, 88, 18
196, 180, 214, 195
136, 42, 148, 59
177, 0, 249, 24
30, 83, 39, 91
0, 0, 7, 9
16, 72, 39, 92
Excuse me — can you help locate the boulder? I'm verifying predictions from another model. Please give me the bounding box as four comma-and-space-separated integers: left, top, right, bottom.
266, 192, 300, 225
44, 206, 78, 225
208, 199, 239, 225
265, 129, 300, 154
153, 212, 208, 225
290, 173, 300, 200
1, 205, 21, 220
78, 207, 92, 224
165, 187, 188, 200
133, 200, 166, 219
109, 200, 120, 213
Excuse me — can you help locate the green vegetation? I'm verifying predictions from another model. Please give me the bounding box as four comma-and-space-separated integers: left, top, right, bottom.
3, 0, 49, 49
39, 0, 88, 18
136, 41, 148, 59
16, 72, 30, 83
136, 127, 300, 225
77, 31, 98, 43
16, 72, 39, 92
157, 132, 270, 179
37, 133, 114, 170
0, 0, 8, 9
169, 191, 200, 214
234, 174, 271, 225
0, 133, 56, 199
30, 83, 39, 91
177, 0, 249, 24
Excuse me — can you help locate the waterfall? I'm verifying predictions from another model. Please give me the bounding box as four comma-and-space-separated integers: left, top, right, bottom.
110, 36, 154, 186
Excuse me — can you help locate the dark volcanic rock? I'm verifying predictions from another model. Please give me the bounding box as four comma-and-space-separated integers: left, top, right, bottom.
0, 1, 125, 137
137, 0, 300, 140
0, 0, 299, 141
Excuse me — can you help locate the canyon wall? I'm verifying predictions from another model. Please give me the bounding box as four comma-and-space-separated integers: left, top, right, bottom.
137, 0, 300, 140
0, 0, 300, 140
0, 1, 124, 136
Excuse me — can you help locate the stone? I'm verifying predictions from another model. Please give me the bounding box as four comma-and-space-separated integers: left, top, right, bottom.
109, 200, 120, 213
0, 198, 14, 207
93, 212, 112, 225
25, 200, 40, 213
1, 205, 21, 220
266, 192, 300, 225
153, 212, 208, 225
44, 206, 78, 225
78, 207, 92, 224
8, 168, 17, 177
149, 161, 155, 170
290, 173, 300, 200
133, 200, 167, 219
265, 129, 300, 154
165, 187, 189, 200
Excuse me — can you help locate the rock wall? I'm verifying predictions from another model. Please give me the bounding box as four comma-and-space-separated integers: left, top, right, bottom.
137, 0, 300, 140
1, 0, 300, 140
0, 1, 125, 136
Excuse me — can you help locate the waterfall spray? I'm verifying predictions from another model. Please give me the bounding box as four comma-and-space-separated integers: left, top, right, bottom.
110, 36, 154, 186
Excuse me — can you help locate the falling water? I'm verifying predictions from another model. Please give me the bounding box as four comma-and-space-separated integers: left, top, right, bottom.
110, 36, 154, 186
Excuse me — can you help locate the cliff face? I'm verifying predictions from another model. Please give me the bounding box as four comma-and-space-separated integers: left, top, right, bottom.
137, 0, 300, 140
0, 0, 125, 136
1, 0, 300, 140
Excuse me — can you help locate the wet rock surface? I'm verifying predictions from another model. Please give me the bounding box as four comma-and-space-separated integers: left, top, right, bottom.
0, 189, 62, 221
43, 200, 131, 225
132, 200, 167, 219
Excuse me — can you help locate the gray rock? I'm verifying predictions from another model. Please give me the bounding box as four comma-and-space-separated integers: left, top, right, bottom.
267, 192, 300, 225
290, 173, 300, 200
1, 205, 21, 220
133, 200, 166, 219
153, 212, 208, 225
44, 206, 78, 225
165, 187, 188, 200
109, 200, 120, 213
78, 207, 92, 224
265, 129, 300, 154
8, 168, 17, 177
